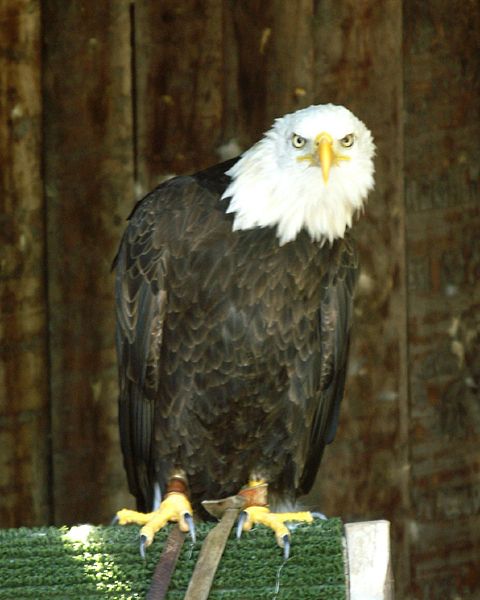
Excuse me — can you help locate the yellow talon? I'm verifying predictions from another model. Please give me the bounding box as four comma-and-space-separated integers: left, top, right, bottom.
241, 505, 313, 546
115, 508, 154, 526
274, 510, 313, 524
247, 479, 267, 488
115, 492, 194, 549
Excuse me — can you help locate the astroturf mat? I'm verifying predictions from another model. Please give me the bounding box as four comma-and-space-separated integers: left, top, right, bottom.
0, 518, 346, 599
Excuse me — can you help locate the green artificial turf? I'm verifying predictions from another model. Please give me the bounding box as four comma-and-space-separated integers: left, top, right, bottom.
0, 518, 346, 599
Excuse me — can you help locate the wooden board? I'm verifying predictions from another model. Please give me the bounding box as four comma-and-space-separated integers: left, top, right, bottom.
345, 520, 393, 600
134, 0, 225, 191
0, 0, 50, 526
42, 0, 135, 524
403, 1, 480, 597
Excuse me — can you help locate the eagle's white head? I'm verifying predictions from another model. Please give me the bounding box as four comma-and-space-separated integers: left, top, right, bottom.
222, 104, 375, 245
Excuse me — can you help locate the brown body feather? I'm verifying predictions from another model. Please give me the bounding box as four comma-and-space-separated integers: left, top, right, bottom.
115, 159, 357, 513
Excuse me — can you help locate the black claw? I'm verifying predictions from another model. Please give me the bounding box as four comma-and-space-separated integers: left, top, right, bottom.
311, 511, 327, 521
236, 511, 247, 539
282, 535, 290, 561
184, 513, 196, 543
110, 515, 119, 526
139, 534, 148, 559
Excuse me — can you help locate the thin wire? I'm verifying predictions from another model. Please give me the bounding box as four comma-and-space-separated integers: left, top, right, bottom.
186, 540, 196, 561
273, 556, 292, 599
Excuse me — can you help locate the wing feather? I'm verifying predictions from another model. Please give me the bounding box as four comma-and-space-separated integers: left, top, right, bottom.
297, 237, 358, 495
115, 176, 206, 509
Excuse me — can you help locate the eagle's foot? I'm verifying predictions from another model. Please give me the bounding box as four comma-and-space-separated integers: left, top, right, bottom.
114, 477, 195, 556
237, 505, 313, 559
236, 480, 313, 559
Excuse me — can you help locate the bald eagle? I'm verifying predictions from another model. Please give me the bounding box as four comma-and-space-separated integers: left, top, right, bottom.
115, 104, 375, 554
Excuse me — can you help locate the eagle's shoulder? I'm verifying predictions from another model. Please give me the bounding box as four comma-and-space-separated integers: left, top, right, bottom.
126, 157, 239, 227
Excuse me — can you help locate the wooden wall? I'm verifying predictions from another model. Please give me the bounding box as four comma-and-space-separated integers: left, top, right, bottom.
403, 2, 480, 597
0, 0, 50, 527
42, 0, 135, 527
1, 1, 479, 598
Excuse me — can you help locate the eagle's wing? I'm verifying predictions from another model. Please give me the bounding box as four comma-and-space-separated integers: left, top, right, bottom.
115, 160, 237, 511
297, 238, 358, 495
115, 178, 188, 511
115, 196, 163, 511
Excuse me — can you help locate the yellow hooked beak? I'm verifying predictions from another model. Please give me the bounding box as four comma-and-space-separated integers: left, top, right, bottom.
296, 131, 352, 182
315, 132, 334, 183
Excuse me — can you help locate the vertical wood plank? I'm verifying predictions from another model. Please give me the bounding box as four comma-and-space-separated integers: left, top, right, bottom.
226, 0, 315, 147
134, 0, 225, 192
302, 0, 410, 594
0, 0, 50, 526
134, 0, 315, 185
404, 1, 480, 597
43, 1, 135, 524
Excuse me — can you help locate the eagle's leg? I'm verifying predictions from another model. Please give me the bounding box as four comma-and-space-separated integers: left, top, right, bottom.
115, 472, 195, 556
236, 479, 314, 559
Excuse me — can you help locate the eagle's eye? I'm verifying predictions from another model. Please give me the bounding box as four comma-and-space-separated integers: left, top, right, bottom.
291, 133, 306, 149
340, 133, 355, 148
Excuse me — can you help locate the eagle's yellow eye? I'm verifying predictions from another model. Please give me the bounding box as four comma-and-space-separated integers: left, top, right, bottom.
340, 133, 355, 148
291, 133, 306, 149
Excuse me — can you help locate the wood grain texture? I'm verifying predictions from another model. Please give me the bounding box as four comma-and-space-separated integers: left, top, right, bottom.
42, 0, 135, 524
134, 0, 224, 191
226, 0, 315, 143
0, 0, 50, 526
404, 1, 480, 598
301, 0, 410, 593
